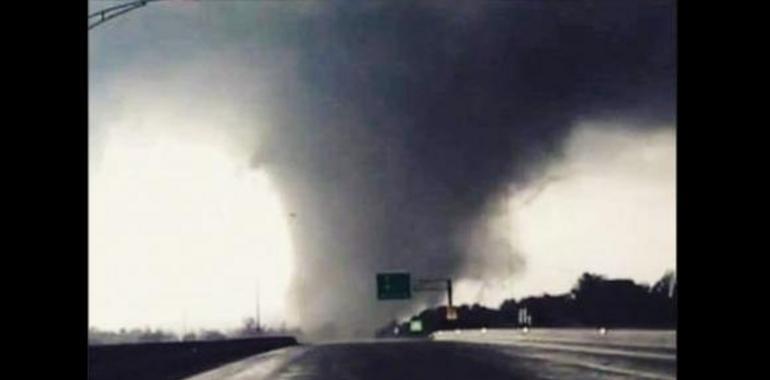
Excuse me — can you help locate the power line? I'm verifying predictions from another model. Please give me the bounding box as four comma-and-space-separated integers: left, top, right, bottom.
88, 0, 166, 30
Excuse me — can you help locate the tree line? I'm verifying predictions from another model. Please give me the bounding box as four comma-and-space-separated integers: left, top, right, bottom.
376, 271, 677, 337
88, 319, 302, 345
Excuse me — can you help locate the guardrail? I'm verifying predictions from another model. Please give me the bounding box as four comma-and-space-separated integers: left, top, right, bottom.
432, 328, 677, 379
431, 328, 676, 358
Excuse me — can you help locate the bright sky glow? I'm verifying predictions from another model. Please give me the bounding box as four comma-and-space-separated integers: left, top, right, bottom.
89, 121, 294, 333
452, 124, 676, 305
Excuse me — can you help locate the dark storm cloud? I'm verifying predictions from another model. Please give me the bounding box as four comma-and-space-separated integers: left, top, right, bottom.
84, 0, 672, 339
236, 0, 675, 339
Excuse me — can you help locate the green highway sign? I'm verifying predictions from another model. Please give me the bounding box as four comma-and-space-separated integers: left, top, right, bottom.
409, 319, 423, 333
377, 272, 411, 300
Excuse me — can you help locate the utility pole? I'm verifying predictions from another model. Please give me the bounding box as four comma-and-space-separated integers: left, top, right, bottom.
413, 278, 456, 320
256, 277, 261, 334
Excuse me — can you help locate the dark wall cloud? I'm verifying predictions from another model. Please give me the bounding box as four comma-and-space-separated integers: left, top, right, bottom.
233, 1, 676, 339
90, 0, 675, 340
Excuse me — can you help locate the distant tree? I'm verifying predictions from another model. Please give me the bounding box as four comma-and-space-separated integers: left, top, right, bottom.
90, 327, 182, 344
571, 273, 659, 327
88, 327, 107, 345
571, 273, 605, 326
571, 273, 606, 297
182, 332, 197, 341
200, 330, 227, 341
236, 317, 260, 337
138, 328, 177, 343
499, 299, 519, 325
519, 294, 576, 327
649, 270, 677, 327
652, 270, 676, 297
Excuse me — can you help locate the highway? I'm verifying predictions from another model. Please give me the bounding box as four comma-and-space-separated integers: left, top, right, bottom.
185, 330, 676, 380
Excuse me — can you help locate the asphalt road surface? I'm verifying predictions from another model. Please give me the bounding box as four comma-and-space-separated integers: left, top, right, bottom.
185, 339, 676, 380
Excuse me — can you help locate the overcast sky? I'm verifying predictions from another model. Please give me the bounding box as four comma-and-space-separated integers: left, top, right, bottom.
89, 0, 675, 339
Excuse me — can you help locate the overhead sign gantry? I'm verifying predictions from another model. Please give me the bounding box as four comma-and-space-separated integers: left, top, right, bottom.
376, 272, 457, 320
